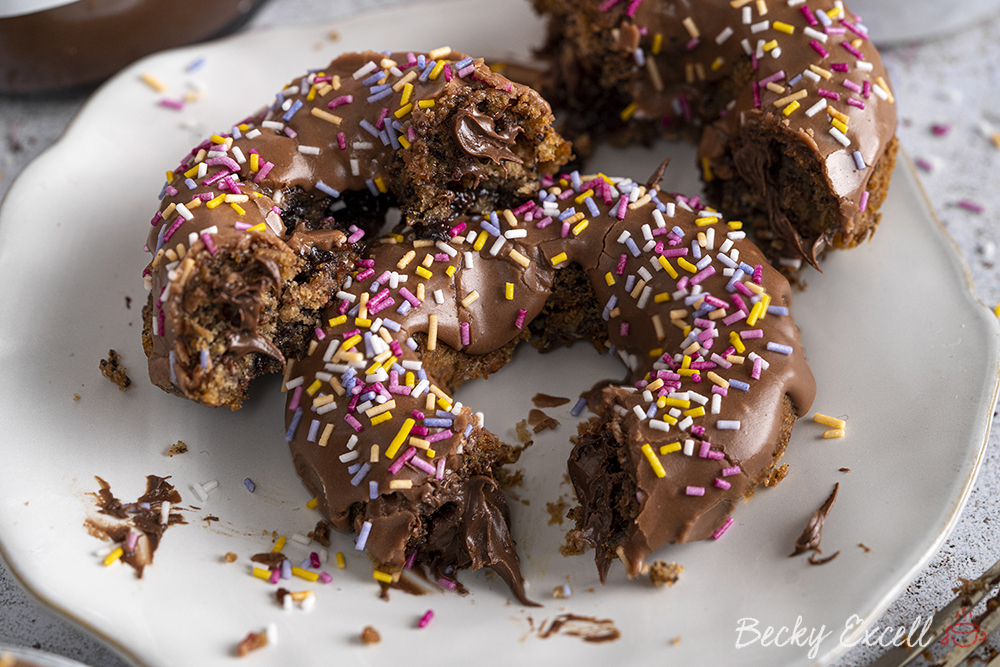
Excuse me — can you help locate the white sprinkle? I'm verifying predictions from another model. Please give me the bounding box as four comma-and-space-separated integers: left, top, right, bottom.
689, 391, 708, 405
716, 26, 734, 43
463, 251, 475, 269
160, 501, 171, 525
617, 230, 631, 243
317, 401, 337, 415
740, 38, 753, 56
350, 159, 360, 176
829, 127, 851, 147
632, 405, 647, 421
742, 6, 752, 23
650, 420, 671, 432
652, 209, 666, 228
298, 145, 320, 155
856, 61, 874, 72
872, 84, 889, 101
489, 236, 506, 256
805, 99, 828, 117
771, 46, 782, 58
400, 360, 422, 370
503, 229, 527, 239
751, 20, 770, 33
412, 379, 429, 398
804, 26, 828, 42
346, 434, 358, 450
245, 128, 261, 139
286, 376, 304, 390
352, 61, 377, 79
262, 120, 283, 131
717, 420, 742, 430
191, 484, 207, 502
434, 289, 445, 304
642, 224, 653, 241
265, 624, 278, 647
291, 532, 312, 546
637, 286, 652, 310
336, 290, 356, 303
436, 240, 458, 257
803, 69, 821, 83
711, 393, 722, 414
352, 142, 373, 150
678, 416, 694, 430
683, 439, 695, 456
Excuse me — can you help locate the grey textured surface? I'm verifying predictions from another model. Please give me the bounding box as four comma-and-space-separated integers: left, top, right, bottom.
2, 2, 1000, 665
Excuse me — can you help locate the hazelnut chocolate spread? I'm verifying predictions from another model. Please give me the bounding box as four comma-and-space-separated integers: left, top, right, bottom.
142, 50, 568, 408
535, 0, 898, 266
283, 170, 815, 595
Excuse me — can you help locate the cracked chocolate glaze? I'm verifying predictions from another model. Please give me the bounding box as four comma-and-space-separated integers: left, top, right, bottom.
285, 170, 815, 591
453, 107, 524, 165
143, 50, 567, 407
537, 0, 897, 263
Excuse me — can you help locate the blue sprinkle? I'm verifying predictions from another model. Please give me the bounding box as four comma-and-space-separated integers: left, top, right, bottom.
464, 424, 473, 437
391, 363, 405, 375
767, 342, 793, 355
363, 331, 374, 357
672, 225, 685, 238
386, 123, 400, 150
625, 275, 636, 292
361, 71, 384, 86
767, 305, 789, 316
418, 61, 437, 82
366, 179, 380, 196
369, 281, 381, 293
168, 351, 178, 385
634, 48, 646, 67
739, 262, 755, 275
200, 349, 210, 369
348, 303, 360, 317
788, 74, 803, 87
369, 481, 379, 500
316, 180, 341, 198
378, 129, 391, 147
368, 82, 392, 94
281, 560, 292, 579
366, 88, 393, 103
625, 237, 641, 257
407, 337, 419, 351
435, 410, 454, 418
480, 220, 501, 236
571, 170, 582, 190
350, 463, 370, 487
158, 182, 168, 200
396, 301, 411, 315
455, 56, 473, 70
691, 240, 702, 260
557, 207, 576, 221
243, 478, 256, 493
185, 178, 197, 190
186, 58, 205, 72
424, 418, 453, 427
359, 391, 376, 402
359, 119, 380, 137
285, 408, 303, 441
231, 125, 242, 140
570, 398, 587, 417
417, 368, 427, 381
347, 461, 363, 475
382, 318, 401, 332
417, 54, 426, 69
275, 91, 285, 107
729, 379, 750, 391
646, 404, 657, 418
584, 196, 600, 217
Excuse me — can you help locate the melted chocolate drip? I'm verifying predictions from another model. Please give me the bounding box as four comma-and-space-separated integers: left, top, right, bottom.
453, 108, 524, 165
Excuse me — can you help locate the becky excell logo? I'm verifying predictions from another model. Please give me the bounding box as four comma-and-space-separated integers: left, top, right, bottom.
734, 609, 985, 660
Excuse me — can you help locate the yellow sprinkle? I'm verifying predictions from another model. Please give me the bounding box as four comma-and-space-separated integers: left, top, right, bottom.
652, 33, 663, 55
831, 118, 849, 134
445, 265, 457, 277
386, 419, 416, 459
572, 219, 589, 236
660, 442, 682, 455
252, 567, 270, 580
701, 157, 714, 181
318, 423, 334, 447
473, 232, 488, 251
746, 301, 764, 326
711, 56, 725, 72
428, 61, 447, 81
427, 314, 438, 351
573, 189, 595, 205
782, 100, 801, 117
728, 220, 743, 230
183, 165, 199, 178
328, 315, 347, 328
502, 209, 518, 228
249, 222, 267, 233
370, 412, 392, 426
389, 479, 413, 490
417, 99, 436, 109
827, 106, 850, 124
649, 347, 663, 358
103, 547, 124, 566
809, 64, 833, 80
374, 178, 387, 193
398, 135, 410, 149
336, 552, 346, 569
620, 102, 638, 121
415, 266, 433, 280
730, 331, 746, 354
759, 293, 771, 320
827, 5, 841, 18
684, 406, 706, 418
394, 103, 413, 118
664, 397, 690, 409
273, 536, 287, 552
707, 371, 729, 388
373, 570, 393, 583
310, 107, 342, 125
641, 444, 666, 478
400, 82, 414, 105
503, 282, 515, 300
677, 257, 698, 274
695, 216, 718, 227
604, 272, 616, 287
206, 194, 225, 209
141, 72, 167, 92
763, 39, 778, 52
366, 400, 396, 418
774, 90, 808, 108
210, 134, 228, 145
229, 203, 246, 216
876, 76, 894, 103
773, 20, 794, 34
292, 566, 319, 582
342, 334, 362, 351
660, 413, 678, 425
657, 256, 679, 279
647, 378, 664, 392
813, 413, 846, 429
994, 302, 1000, 316
305, 380, 322, 397
823, 428, 845, 439
549, 252, 568, 266
249, 153, 260, 172
306, 84, 318, 102
355, 317, 372, 328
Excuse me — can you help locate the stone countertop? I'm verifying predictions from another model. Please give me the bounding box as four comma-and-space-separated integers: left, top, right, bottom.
2, 1, 1000, 665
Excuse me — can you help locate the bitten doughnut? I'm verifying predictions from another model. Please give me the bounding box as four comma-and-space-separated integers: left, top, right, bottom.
141, 49, 571, 409
283, 167, 815, 595
532, 0, 898, 269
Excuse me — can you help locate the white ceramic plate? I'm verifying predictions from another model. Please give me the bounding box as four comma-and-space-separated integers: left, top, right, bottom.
0, 1, 997, 666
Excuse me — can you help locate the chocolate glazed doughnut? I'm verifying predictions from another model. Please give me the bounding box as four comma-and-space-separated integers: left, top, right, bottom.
533, 0, 898, 270
283, 168, 815, 599
141, 49, 571, 409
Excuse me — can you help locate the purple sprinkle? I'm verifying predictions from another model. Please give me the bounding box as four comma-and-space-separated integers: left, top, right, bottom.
853, 151, 867, 170
243, 478, 256, 493
931, 123, 952, 137
159, 98, 184, 110
915, 157, 934, 173
958, 199, 985, 214
571, 397, 587, 416
686, 486, 706, 497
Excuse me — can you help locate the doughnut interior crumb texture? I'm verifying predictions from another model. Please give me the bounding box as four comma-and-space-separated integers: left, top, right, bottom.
99, 349, 132, 390
166, 440, 188, 457
235, 631, 268, 657
398, 82, 572, 225
142, 232, 360, 410
649, 560, 683, 588
360, 626, 381, 645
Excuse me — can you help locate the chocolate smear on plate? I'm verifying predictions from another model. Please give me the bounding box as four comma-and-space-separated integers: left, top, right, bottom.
789, 482, 840, 565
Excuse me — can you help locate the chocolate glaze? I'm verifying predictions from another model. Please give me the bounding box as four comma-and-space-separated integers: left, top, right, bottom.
791, 481, 838, 556
284, 170, 815, 590
536, 0, 897, 265
143, 50, 566, 407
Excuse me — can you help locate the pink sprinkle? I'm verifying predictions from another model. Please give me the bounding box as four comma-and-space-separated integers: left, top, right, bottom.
253, 161, 274, 183
752, 81, 761, 109
863, 80, 872, 98
404, 551, 417, 569
374, 107, 389, 130
707, 451, 725, 460
831, 63, 849, 72
810, 40, 830, 58
722, 466, 742, 477
661, 247, 689, 258
691, 265, 716, 286
801, 5, 818, 25
691, 425, 706, 437
847, 97, 865, 109
369, 297, 395, 314
438, 578, 457, 591
515, 308, 527, 329
269, 569, 280, 584
160, 216, 185, 243
443, 64, 452, 81
617, 195, 629, 219
758, 70, 786, 87
411, 426, 428, 437
159, 98, 184, 110
625, 0, 642, 18
337, 132, 347, 150
345, 414, 363, 432
126, 530, 139, 551
712, 517, 735, 540
425, 429, 453, 444
752, 265, 763, 284
399, 287, 421, 307
512, 200, 536, 216
283, 126, 297, 139
752, 357, 763, 379
676, 276, 690, 291
686, 486, 705, 497
842, 41, 864, 60
740, 329, 763, 339
435, 458, 446, 480
698, 441, 711, 458
319, 572, 333, 584
859, 190, 870, 212
460, 322, 470, 346
931, 123, 952, 137
410, 456, 436, 475
388, 447, 417, 475
842, 19, 869, 40
817, 88, 840, 100
616, 254, 628, 275
457, 64, 474, 78
310, 552, 321, 568
714, 478, 732, 490
450, 222, 467, 237
560, 221, 571, 238
915, 157, 934, 172
328, 95, 353, 109
734, 280, 754, 297
722, 311, 745, 326
314, 328, 326, 341
958, 199, 985, 214
620, 322, 629, 337
200, 232, 217, 254
842, 79, 862, 93
536, 215, 553, 229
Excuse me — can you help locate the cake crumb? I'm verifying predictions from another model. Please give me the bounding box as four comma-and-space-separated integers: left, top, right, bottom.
839, 467, 851, 473
125, 296, 132, 309
167, 440, 188, 457
235, 630, 268, 656
99, 350, 132, 390
308, 520, 332, 547
495, 467, 524, 489
73, 393, 81, 401
670, 636, 681, 646
858, 542, 871, 553
649, 560, 683, 588
328, 30, 340, 41
515, 420, 532, 445
560, 528, 587, 557
762, 463, 789, 487
532, 393, 570, 408
361, 626, 381, 644
546, 497, 569, 526
224, 552, 238, 563
529, 409, 560, 433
